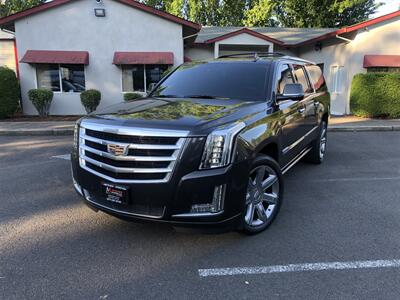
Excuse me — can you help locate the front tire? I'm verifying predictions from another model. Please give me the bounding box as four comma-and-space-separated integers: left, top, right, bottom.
241, 155, 283, 234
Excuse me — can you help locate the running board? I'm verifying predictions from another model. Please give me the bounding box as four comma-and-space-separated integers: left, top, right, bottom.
281, 147, 312, 175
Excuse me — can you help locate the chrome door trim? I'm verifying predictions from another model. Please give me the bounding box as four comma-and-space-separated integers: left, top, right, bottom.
282, 126, 318, 155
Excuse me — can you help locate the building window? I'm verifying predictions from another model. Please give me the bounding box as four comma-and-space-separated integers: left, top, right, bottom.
122, 64, 169, 93
367, 67, 400, 73
331, 65, 344, 94
36, 64, 85, 92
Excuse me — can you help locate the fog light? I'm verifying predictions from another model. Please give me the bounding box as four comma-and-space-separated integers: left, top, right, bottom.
190, 185, 226, 214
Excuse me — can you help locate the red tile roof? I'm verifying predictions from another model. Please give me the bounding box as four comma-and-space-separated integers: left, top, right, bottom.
294, 10, 400, 46
20, 50, 89, 64
203, 28, 285, 46
0, 0, 200, 32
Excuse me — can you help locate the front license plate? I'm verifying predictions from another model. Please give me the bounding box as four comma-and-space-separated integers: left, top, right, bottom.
102, 183, 129, 205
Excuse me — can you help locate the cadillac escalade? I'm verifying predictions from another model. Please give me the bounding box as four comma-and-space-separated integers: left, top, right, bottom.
71, 53, 330, 234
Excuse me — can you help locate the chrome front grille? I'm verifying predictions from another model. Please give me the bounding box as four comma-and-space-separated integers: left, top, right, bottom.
78, 120, 189, 183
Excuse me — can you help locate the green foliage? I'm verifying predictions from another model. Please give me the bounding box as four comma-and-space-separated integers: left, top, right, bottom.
243, 0, 277, 27
80, 89, 101, 114
0, 0, 45, 17
350, 73, 400, 119
274, 0, 379, 27
0, 67, 19, 118
124, 92, 143, 101
28, 88, 53, 117
141, 0, 378, 27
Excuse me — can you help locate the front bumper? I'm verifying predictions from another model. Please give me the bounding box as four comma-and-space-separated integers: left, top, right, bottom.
72, 155, 249, 228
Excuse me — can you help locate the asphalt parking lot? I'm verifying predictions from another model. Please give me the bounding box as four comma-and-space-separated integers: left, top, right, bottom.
1, 132, 400, 299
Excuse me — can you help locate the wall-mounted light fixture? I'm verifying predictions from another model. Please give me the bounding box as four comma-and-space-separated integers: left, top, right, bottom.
94, 8, 106, 17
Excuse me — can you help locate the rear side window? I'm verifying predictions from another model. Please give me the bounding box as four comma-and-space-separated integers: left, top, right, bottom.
306, 64, 327, 93
293, 65, 313, 93
277, 64, 295, 94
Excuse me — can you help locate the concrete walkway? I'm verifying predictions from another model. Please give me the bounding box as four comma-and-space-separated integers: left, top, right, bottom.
0, 121, 74, 135
329, 116, 400, 132
0, 116, 400, 135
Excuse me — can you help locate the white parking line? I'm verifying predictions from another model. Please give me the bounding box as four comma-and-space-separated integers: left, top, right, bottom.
52, 154, 70, 161
294, 176, 400, 183
198, 259, 400, 277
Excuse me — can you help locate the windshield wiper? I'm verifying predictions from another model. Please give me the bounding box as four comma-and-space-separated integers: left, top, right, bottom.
184, 95, 229, 99
154, 94, 181, 98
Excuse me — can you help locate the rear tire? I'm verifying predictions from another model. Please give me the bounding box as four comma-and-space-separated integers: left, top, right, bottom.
241, 155, 283, 235
306, 120, 327, 164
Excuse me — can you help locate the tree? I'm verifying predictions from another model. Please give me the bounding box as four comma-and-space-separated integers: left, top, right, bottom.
142, 0, 379, 28
275, 0, 380, 28
0, 0, 45, 17
243, 0, 276, 27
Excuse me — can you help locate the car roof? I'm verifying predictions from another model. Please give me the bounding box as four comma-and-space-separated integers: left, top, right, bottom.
213, 52, 315, 65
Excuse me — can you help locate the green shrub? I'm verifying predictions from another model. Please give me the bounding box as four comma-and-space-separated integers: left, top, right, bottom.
350, 73, 400, 118
0, 67, 20, 118
124, 92, 143, 101
28, 88, 54, 117
80, 89, 101, 113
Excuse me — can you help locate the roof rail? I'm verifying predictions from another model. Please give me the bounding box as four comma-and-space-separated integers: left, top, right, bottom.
217, 52, 286, 59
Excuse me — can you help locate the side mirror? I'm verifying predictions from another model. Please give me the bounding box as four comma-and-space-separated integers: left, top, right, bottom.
277, 83, 304, 101
147, 83, 157, 96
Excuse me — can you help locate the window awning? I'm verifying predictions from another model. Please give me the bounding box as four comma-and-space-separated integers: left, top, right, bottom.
20, 50, 89, 65
113, 52, 174, 65
363, 55, 400, 68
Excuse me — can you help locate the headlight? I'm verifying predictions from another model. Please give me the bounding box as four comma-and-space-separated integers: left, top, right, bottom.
199, 122, 245, 169
73, 123, 79, 149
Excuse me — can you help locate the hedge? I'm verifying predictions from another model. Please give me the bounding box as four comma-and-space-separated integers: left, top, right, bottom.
80, 89, 101, 113
350, 73, 400, 118
0, 67, 20, 118
28, 89, 54, 117
124, 92, 142, 101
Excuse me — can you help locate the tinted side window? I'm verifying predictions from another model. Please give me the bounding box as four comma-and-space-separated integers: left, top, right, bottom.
277, 64, 294, 94
306, 64, 327, 93
293, 65, 313, 93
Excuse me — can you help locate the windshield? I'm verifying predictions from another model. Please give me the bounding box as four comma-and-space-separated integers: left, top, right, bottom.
151, 62, 270, 101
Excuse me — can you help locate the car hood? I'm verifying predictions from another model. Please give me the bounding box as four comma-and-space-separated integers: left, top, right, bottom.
88, 97, 265, 135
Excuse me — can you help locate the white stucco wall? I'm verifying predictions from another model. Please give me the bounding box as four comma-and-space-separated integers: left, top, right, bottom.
185, 33, 277, 61
185, 46, 214, 61
16, 0, 184, 115
298, 16, 400, 115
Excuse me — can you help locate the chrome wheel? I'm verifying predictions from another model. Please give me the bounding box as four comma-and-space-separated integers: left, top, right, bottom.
319, 122, 327, 159
245, 165, 280, 227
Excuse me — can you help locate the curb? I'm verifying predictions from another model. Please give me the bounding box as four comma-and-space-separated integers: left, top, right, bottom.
0, 129, 74, 136
0, 126, 399, 136
328, 125, 400, 132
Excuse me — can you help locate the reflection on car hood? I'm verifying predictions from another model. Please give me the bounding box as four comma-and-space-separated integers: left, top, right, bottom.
90, 97, 265, 135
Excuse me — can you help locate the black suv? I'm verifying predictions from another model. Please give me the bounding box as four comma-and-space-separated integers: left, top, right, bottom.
71, 53, 330, 234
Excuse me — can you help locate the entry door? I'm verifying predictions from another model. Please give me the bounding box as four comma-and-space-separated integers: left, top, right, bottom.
277, 64, 309, 165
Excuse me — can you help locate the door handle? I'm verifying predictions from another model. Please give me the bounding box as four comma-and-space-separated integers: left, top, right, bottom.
298, 107, 305, 113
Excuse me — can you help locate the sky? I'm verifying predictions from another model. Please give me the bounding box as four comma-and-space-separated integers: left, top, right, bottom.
373, 0, 399, 17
